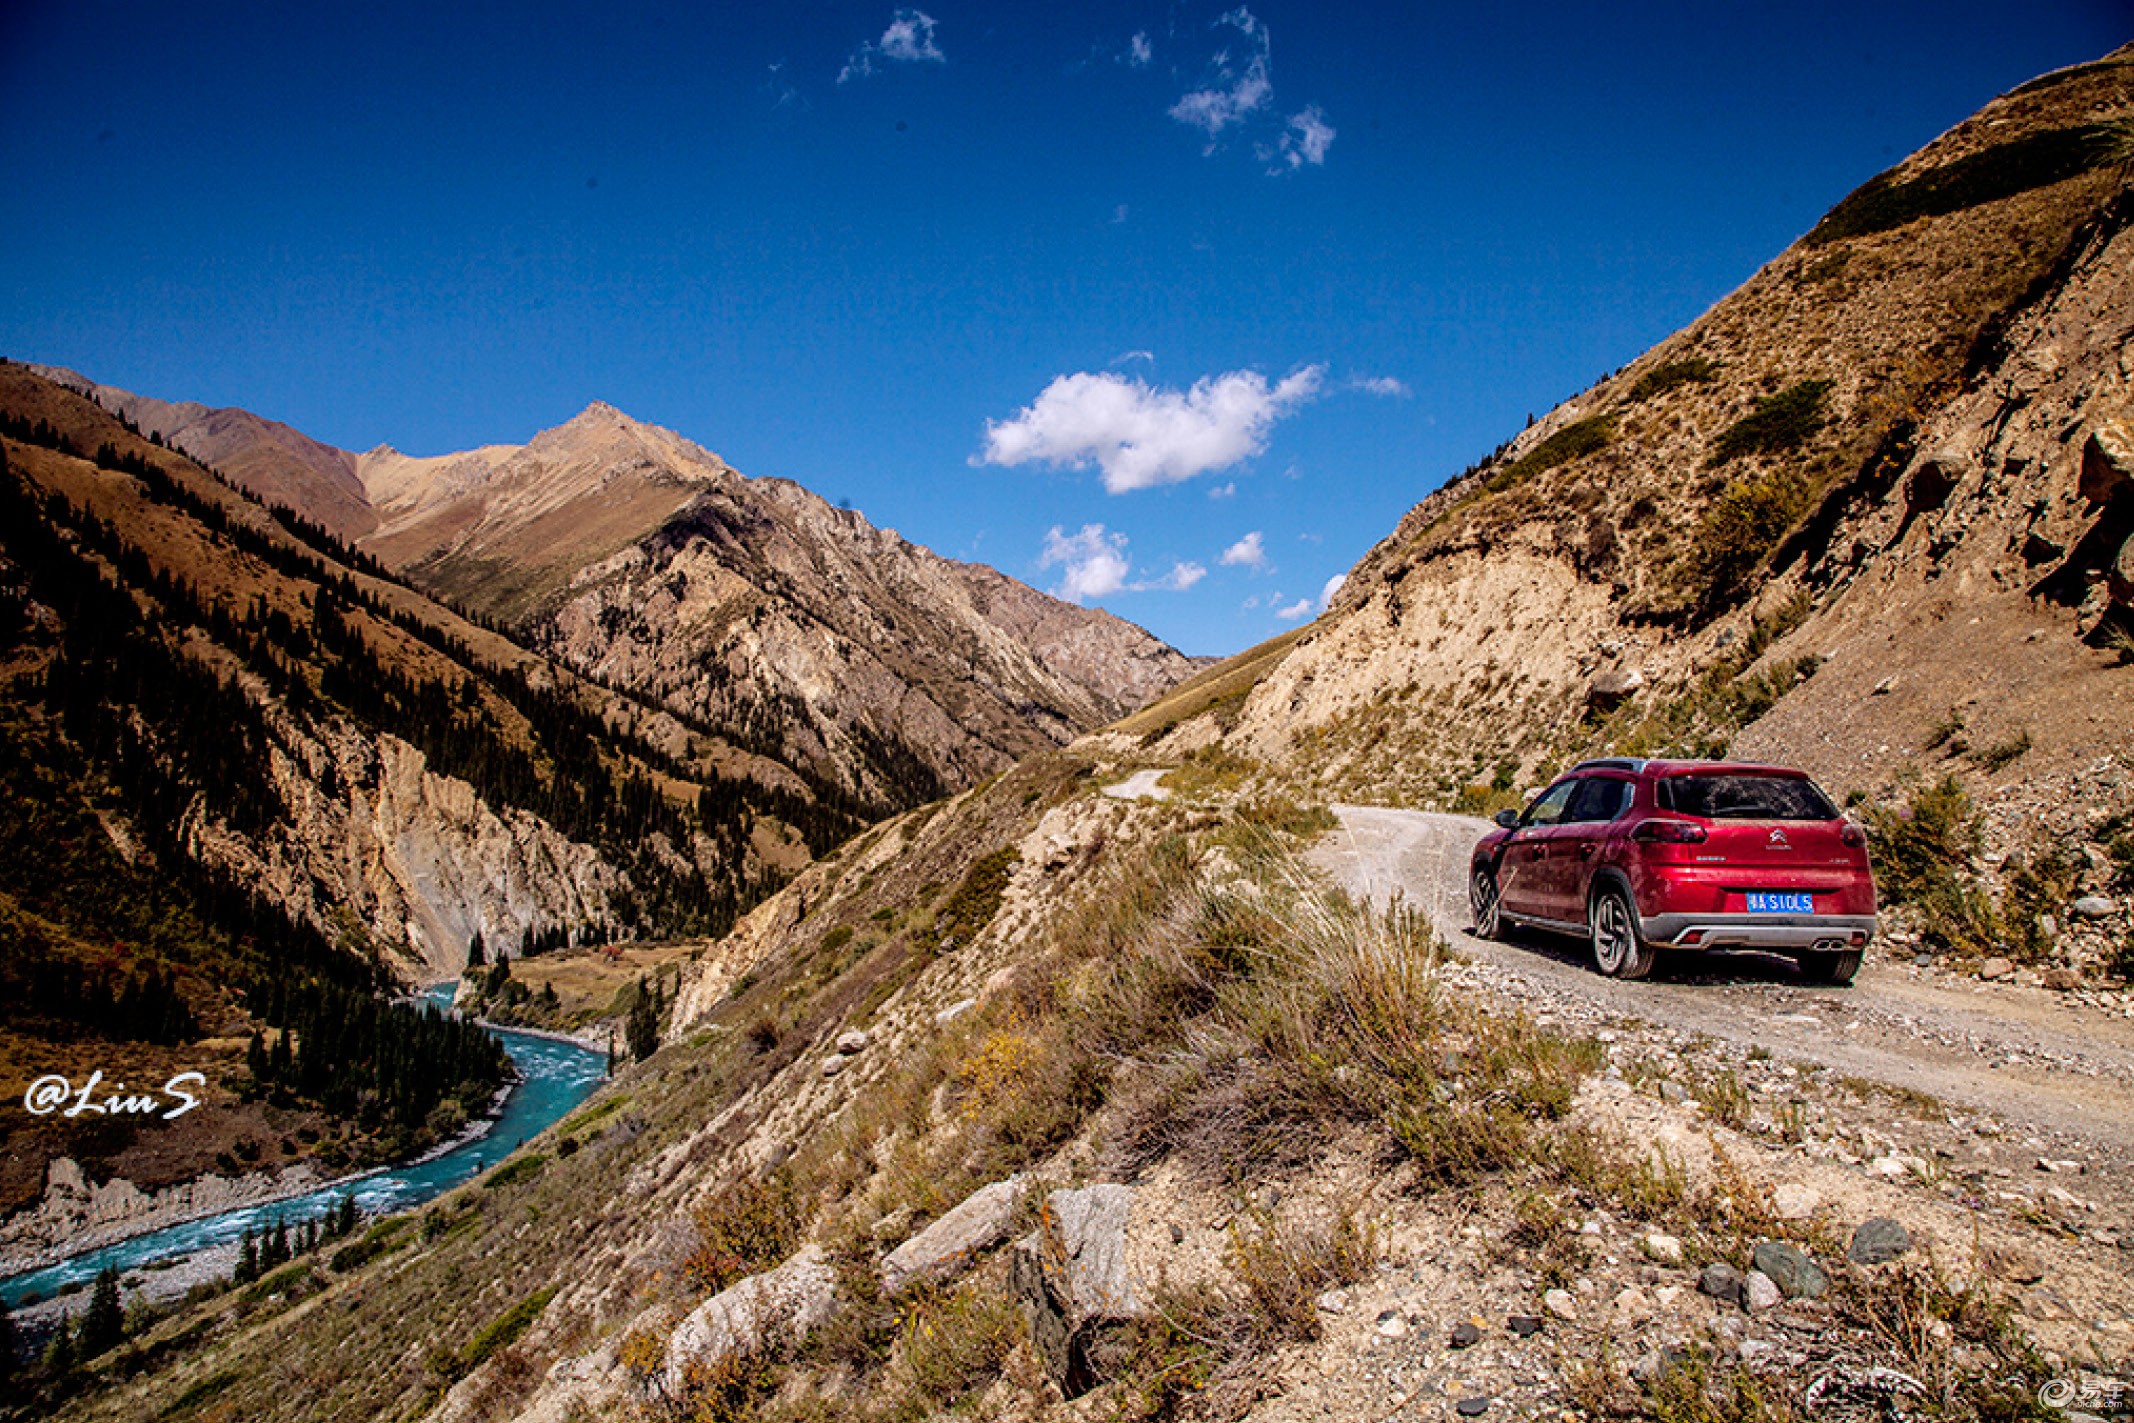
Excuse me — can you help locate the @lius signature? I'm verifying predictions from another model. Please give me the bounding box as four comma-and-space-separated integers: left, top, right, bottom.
23, 1069, 205, 1120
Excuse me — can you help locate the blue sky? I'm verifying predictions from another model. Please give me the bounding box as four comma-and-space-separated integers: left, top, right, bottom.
1, 3, 2125, 654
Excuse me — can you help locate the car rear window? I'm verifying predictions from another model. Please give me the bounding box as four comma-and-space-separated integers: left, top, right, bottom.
1658, 773, 1837, 821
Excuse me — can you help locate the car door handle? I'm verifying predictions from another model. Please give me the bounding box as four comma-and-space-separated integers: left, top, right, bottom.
1580, 844, 1596, 858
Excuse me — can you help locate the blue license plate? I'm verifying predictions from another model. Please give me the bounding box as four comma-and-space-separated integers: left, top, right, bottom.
1746, 892, 1814, 914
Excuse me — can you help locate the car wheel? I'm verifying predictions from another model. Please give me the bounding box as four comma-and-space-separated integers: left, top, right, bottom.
1589, 884, 1656, 980
1798, 948, 1862, 986
1470, 867, 1503, 940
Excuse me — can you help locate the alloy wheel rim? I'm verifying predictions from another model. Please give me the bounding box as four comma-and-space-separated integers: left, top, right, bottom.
1472, 871, 1498, 933
1594, 895, 1629, 972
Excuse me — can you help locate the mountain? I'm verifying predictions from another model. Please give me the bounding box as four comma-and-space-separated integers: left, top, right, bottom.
27, 375, 1198, 807
1197, 46, 2134, 808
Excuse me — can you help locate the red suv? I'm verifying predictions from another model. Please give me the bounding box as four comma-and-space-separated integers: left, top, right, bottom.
1469, 759, 1877, 984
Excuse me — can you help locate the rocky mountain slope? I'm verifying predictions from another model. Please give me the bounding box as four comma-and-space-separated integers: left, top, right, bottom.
25, 45, 2134, 1423
1203, 48, 2134, 818
29, 373, 1197, 808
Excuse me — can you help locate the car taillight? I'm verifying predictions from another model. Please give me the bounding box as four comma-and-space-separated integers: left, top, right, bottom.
1633, 819, 1707, 844
1840, 822, 1867, 848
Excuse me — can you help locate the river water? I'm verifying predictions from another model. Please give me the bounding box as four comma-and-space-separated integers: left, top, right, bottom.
0, 985, 607, 1308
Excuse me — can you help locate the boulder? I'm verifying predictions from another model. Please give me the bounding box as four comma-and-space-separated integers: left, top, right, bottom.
1772, 1182, 1820, 1221
1012, 1185, 1144, 1397
1848, 1217, 1912, 1265
2070, 896, 2116, 921
2080, 422, 2133, 506
1905, 452, 1962, 514
1640, 1231, 1685, 1266
834, 1029, 871, 1055
1751, 1240, 1828, 1300
1978, 956, 2014, 982
1699, 1262, 1745, 1305
1586, 669, 1644, 711
662, 1245, 837, 1394
1743, 1269, 1784, 1313
883, 1176, 1027, 1295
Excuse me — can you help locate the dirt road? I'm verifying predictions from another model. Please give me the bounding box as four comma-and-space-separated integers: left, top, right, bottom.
1314, 804, 2134, 1161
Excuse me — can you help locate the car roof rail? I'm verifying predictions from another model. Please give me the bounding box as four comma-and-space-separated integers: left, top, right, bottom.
1570, 757, 1647, 773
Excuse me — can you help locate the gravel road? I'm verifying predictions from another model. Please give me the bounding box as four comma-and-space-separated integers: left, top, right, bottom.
1314, 804, 2134, 1161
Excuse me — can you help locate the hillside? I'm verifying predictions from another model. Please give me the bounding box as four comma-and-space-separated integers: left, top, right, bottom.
22, 45, 2134, 1423
30, 373, 1199, 807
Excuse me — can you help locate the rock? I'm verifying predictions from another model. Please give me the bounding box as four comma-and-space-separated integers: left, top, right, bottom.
1316, 1289, 1349, 1315
1872, 675, 1897, 694
1586, 669, 1644, 710
1869, 1153, 1925, 1180
1543, 1288, 1578, 1321
1456, 1399, 1491, 1418
1659, 1080, 1690, 1104
1772, 1183, 1820, 1221
1375, 1309, 1408, 1338
1631, 1349, 1667, 1384
2041, 967, 2081, 992
2022, 531, 2066, 566
882, 1176, 1026, 1294
1507, 1314, 1544, 1338
1699, 1262, 1745, 1305
1978, 956, 2015, 982
935, 997, 977, 1025
1451, 1321, 1481, 1349
1611, 1286, 1655, 1322
2070, 896, 2116, 921
662, 1245, 837, 1394
1906, 452, 1962, 514
1737, 1338, 1777, 1365
1012, 1185, 1144, 1398
1743, 1270, 1783, 1313
1752, 1241, 1828, 1299
820, 1056, 845, 1079
1849, 1218, 1912, 1265
2080, 422, 2133, 505
1983, 1245, 2045, 1284
1655, 1284, 1684, 1309
1640, 1232, 1685, 1266
834, 1029, 870, 1055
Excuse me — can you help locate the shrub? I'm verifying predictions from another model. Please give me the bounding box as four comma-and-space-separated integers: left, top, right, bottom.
1707, 380, 1832, 466
1629, 356, 1718, 403
910, 846, 1020, 953
1808, 125, 2115, 245
1688, 469, 1811, 606
481, 1153, 548, 1191
1486, 414, 1616, 493
460, 1285, 557, 1372
683, 1173, 800, 1296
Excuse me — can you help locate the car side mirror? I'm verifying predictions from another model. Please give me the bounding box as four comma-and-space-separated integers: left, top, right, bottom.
1493, 809, 1520, 829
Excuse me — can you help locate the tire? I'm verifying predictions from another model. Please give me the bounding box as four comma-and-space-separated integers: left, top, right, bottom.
1470, 867, 1503, 941
1589, 883, 1656, 980
1799, 948, 1863, 986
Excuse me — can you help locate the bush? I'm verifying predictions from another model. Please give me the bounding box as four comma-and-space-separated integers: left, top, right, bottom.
459, 1285, 557, 1372
1808, 125, 2114, 245
481, 1153, 548, 1191
683, 1173, 800, 1296
1486, 414, 1616, 493
1688, 469, 1811, 606
1707, 380, 1832, 466
1629, 356, 1718, 403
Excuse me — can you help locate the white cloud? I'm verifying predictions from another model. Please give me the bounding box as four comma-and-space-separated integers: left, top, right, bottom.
1220, 531, 1267, 569
1128, 30, 1153, 67
978, 365, 1325, 493
1110, 348, 1154, 366
1271, 105, 1335, 169
1350, 374, 1409, 398
1207, 482, 1236, 500
1147, 561, 1207, 591
1039, 524, 1130, 602
1038, 526, 1205, 602
1275, 597, 1313, 621
1169, 8, 1273, 143
839, 9, 945, 82
1317, 572, 1346, 611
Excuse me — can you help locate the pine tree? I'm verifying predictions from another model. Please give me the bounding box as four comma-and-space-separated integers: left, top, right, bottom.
0, 1294, 18, 1394
467, 931, 485, 969
626, 976, 658, 1062
238, 1226, 259, 1283
336, 1193, 358, 1238
80, 1267, 123, 1356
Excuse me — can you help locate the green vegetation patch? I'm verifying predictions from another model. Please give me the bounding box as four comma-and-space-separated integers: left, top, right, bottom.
481, 1152, 548, 1191
911, 845, 1021, 954
558, 1092, 628, 1137
1707, 380, 1832, 466
459, 1285, 557, 1371
1687, 469, 1814, 608
1808, 125, 2115, 245
1485, 413, 1616, 493
1628, 356, 1718, 403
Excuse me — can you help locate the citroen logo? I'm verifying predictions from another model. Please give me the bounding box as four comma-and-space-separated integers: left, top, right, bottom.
1768, 828, 1790, 848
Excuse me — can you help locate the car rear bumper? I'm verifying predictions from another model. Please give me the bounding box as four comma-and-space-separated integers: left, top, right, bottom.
1640, 912, 1876, 952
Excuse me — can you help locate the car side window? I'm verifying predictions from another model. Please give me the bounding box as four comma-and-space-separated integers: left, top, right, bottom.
1522, 779, 1578, 827
1565, 776, 1628, 824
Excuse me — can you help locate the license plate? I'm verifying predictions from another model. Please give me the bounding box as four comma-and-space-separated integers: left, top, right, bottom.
1746, 892, 1814, 914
